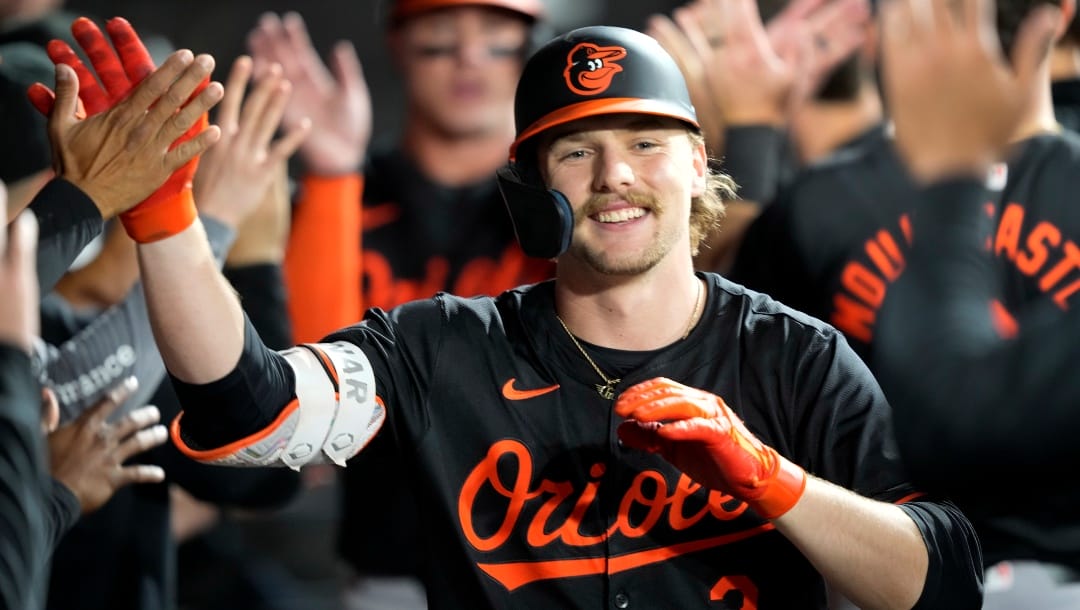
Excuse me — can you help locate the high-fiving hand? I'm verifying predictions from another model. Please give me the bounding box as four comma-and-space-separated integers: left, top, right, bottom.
28, 18, 223, 239
30, 17, 223, 241
881, 0, 1060, 182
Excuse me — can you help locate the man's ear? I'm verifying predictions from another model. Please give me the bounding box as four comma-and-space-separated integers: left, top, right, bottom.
41, 387, 59, 435
690, 137, 708, 198
1056, 0, 1076, 42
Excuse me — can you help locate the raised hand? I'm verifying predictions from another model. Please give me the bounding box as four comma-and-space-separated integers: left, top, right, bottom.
881, 0, 1059, 182
38, 55, 222, 219
653, 0, 869, 128
615, 377, 806, 519
0, 208, 39, 354
225, 160, 292, 266
247, 12, 371, 175
48, 377, 168, 514
29, 17, 222, 241
646, 9, 726, 152
193, 56, 309, 229
766, 0, 870, 107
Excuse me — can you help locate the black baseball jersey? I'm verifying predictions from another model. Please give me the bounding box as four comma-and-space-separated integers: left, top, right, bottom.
175, 273, 982, 609
874, 178, 1080, 572
731, 126, 1080, 568
730, 125, 917, 364
341, 146, 552, 576
359, 146, 552, 309
731, 127, 1080, 365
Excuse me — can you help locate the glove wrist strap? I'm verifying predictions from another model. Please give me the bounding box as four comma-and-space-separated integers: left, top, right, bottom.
750, 454, 807, 520
120, 190, 197, 243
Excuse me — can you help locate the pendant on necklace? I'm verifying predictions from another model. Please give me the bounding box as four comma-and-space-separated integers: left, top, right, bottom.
596, 379, 620, 400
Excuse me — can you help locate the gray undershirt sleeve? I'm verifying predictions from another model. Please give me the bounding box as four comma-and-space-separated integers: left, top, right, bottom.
33, 216, 236, 422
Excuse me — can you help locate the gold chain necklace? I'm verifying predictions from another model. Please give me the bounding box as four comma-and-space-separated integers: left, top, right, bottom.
555, 279, 703, 400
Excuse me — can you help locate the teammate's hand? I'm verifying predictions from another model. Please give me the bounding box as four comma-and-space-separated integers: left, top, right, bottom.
615, 377, 807, 519
48, 377, 167, 515
225, 160, 292, 266
247, 12, 371, 176
0, 208, 39, 354
646, 10, 725, 153
194, 56, 309, 229
656, 0, 868, 128
881, 0, 1059, 183
37, 55, 222, 220
29, 18, 223, 236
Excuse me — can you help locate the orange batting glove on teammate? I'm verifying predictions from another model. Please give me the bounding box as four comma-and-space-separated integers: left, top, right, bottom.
28, 17, 208, 242
615, 377, 807, 519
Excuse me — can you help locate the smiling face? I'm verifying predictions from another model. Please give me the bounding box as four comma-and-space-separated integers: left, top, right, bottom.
538, 114, 707, 276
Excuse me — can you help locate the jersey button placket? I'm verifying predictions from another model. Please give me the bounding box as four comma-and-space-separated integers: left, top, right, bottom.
613, 591, 630, 608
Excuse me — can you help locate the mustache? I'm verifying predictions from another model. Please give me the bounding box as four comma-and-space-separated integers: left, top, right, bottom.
575, 192, 663, 225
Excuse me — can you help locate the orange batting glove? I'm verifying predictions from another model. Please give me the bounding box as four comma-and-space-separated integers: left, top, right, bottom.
615, 377, 807, 519
28, 17, 206, 242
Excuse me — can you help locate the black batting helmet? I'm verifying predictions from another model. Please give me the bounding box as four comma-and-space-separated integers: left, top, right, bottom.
497, 26, 700, 258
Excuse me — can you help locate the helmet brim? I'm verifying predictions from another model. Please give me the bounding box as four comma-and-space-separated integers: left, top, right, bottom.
508, 97, 700, 162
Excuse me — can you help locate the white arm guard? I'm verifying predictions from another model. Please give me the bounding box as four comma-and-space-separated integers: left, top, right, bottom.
171, 341, 386, 470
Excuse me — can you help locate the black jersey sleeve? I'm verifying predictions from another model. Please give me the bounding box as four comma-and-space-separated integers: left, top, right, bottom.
29, 178, 104, 296
875, 178, 1080, 500
0, 344, 51, 610
322, 296, 449, 447
900, 499, 984, 609
172, 295, 448, 451
170, 317, 296, 449
779, 320, 984, 606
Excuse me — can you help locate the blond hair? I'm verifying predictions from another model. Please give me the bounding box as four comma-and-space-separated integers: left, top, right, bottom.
688, 131, 736, 256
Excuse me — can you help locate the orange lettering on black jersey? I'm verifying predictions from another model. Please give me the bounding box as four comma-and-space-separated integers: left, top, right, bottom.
1016, 221, 1062, 276
989, 299, 1019, 339
458, 440, 764, 591
362, 245, 549, 311
829, 215, 914, 346
1038, 241, 1080, 294
990, 203, 1080, 309
711, 575, 759, 608
994, 203, 1024, 261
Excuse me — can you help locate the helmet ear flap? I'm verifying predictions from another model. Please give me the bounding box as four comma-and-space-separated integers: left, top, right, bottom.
496, 163, 573, 259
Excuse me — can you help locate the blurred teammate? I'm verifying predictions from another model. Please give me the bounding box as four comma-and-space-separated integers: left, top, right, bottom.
874, 0, 1080, 605
247, 3, 550, 606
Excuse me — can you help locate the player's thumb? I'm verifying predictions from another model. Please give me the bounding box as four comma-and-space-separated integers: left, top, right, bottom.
1011, 5, 1060, 90
616, 420, 666, 453
51, 63, 80, 122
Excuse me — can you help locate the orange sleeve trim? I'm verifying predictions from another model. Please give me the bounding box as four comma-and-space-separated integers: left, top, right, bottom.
169, 398, 301, 461
284, 174, 363, 343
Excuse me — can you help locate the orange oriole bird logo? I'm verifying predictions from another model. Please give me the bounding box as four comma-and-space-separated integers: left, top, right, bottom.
563, 42, 627, 96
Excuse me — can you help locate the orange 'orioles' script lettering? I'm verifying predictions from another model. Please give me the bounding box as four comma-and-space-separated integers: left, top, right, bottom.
362, 245, 542, 310
458, 440, 771, 591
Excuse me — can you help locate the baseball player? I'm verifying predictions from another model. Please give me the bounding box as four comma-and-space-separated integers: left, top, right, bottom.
247, 2, 552, 605
143, 25, 981, 609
